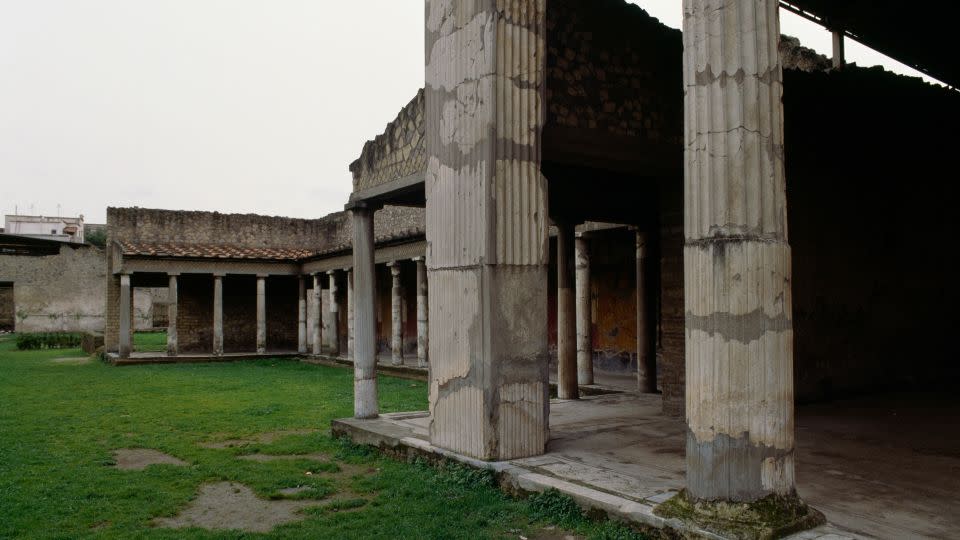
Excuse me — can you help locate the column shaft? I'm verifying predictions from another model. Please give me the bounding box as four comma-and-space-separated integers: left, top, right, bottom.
388, 262, 402, 366
415, 257, 428, 368
327, 271, 340, 356
311, 274, 321, 355
118, 274, 132, 358
636, 233, 655, 392
426, 0, 549, 460
167, 274, 178, 357
346, 268, 354, 359
256, 276, 266, 353
832, 30, 845, 69
556, 223, 578, 399
575, 235, 593, 386
213, 275, 223, 356
352, 207, 378, 418
683, 0, 795, 502
297, 276, 307, 354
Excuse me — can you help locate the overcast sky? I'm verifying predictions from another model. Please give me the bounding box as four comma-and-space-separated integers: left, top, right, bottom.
0, 1, 935, 224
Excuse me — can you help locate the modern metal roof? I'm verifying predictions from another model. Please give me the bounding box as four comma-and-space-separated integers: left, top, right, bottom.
781, 1, 959, 88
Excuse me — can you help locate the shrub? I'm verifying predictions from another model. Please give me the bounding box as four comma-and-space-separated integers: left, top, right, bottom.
15, 332, 84, 350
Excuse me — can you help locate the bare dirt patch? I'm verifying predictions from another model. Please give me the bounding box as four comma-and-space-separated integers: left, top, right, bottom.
51, 356, 91, 365
198, 429, 318, 449
112, 449, 188, 470
153, 482, 319, 533
238, 452, 330, 463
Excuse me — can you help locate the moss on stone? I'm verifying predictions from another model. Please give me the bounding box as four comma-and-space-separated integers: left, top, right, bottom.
654, 490, 825, 539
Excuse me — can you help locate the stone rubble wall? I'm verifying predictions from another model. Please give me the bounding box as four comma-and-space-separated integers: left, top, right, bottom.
0, 244, 106, 333
349, 90, 426, 192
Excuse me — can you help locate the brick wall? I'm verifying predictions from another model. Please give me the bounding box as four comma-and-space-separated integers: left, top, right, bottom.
222, 275, 256, 353
0, 284, 13, 331
266, 276, 298, 351
0, 244, 106, 333
177, 274, 213, 353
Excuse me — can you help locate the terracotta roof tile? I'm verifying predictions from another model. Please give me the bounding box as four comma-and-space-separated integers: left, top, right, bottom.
118, 241, 315, 261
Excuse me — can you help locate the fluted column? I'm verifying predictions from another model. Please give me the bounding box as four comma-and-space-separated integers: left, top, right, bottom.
118, 273, 132, 358
167, 273, 178, 357
327, 270, 340, 356
256, 275, 266, 354
636, 232, 655, 392
556, 222, 578, 399
351, 205, 378, 419
297, 275, 307, 354
683, 0, 795, 502
425, 0, 549, 460
414, 257, 428, 368
212, 274, 223, 356
346, 267, 354, 359
311, 274, 321, 356
575, 234, 593, 386
387, 262, 402, 366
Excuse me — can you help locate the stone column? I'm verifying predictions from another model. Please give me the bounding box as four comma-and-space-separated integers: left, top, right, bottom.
327, 270, 340, 356
575, 234, 593, 386
167, 273, 178, 357
256, 275, 266, 354
414, 256, 428, 368
311, 274, 322, 356
425, 0, 550, 460
346, 267, 354, 359
636, 232, 655, 393
683, 0, 797, 503
351, 205, 378, 419
118, 273, 132, 358
297, 275, 307, 354
832, 30, 845, 69
213, 274, 224, 356
556, 223, 578, 399
387, 261, 402, 366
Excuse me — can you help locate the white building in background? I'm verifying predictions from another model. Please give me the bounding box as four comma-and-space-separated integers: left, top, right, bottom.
3, 214, 86, 243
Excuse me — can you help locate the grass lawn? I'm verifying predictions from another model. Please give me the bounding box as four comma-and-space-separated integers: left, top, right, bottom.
0, 334, 645, 539
133, 331, 167, 352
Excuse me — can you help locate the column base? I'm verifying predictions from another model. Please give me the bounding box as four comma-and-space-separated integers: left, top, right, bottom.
654, 490, 824, 540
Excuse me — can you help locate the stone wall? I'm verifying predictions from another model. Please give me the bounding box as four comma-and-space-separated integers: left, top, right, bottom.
176, 274, 213, 353
350, 90, 425, 192
265, 276, 298, 351
0, 244, 106, 333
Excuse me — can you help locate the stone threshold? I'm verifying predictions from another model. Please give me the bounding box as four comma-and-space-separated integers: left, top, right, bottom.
331, 412, 860, 540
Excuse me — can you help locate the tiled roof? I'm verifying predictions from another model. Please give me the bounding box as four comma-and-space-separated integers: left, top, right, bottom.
118, 241, 315, 261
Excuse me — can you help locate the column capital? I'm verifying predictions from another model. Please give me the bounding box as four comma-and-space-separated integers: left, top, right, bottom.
167, 271, 181, 277
411, 256, 424, 263
213, 272, 226, 278
326, 269, 338, 276
256, 273, 268, 279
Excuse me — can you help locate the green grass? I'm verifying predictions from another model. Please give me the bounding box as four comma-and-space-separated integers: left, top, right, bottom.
0, 333, 646, 539
134, 331, 167, 352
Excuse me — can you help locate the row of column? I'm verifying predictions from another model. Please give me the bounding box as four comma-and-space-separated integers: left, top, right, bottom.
409, 0, 798, 506
554, 228, 656, 398
348, 205, 430, 419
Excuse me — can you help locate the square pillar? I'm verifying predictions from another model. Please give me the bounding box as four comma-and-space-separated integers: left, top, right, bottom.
311, 274, 322, 356
256, 275, 267, 354
575, 234, 593, 386
346, 267, 354, 359
350, 205, 378, 419
387, 261, 402, 366
556, 222, 578, 399
414, 257, 428, 368
213, 274, 224, 356
682, 0, 800, 505
327, 270, 340, 356
297, 275, 307, 354
118, 273, 132, 359
425, 0, 549, 460
636, 232, 655, 392
167, 273, 179, 357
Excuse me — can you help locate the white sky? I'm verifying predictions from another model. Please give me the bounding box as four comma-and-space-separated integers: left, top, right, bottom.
0, 1, 937, 224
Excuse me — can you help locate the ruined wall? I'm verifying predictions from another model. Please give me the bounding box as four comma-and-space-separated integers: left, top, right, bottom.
176, 274, 213, 353
0, 245, 106, 333
350, 90, 425, 192
545, 0, 682, 142
784, 66, 960, 400
133, 287, 167, 331
266, 276, 298, 352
